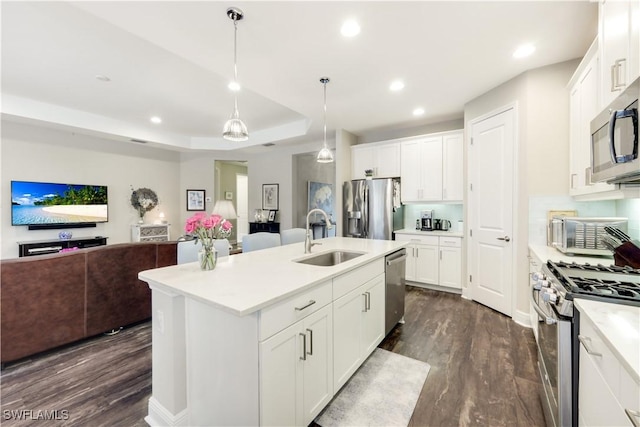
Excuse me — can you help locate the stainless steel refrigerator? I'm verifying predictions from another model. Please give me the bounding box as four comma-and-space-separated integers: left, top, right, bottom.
343, 178, 403, 240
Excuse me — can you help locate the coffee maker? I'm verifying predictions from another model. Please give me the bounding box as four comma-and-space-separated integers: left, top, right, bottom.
420, 210, 434, 231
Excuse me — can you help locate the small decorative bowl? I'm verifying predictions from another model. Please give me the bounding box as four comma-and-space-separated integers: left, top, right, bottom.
58, 231, 73, 240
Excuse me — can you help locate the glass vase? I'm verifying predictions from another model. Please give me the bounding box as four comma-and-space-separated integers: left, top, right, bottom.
198, 244, 217, 271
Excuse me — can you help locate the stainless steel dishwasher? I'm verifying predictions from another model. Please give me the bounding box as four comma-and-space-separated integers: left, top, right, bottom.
385, 248, 407, 335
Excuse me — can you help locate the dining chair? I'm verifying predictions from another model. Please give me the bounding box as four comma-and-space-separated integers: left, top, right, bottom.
213, 238, 231, 257
280, 228, 307, 245
241, 232, 281, 253
177, 239, 202, 264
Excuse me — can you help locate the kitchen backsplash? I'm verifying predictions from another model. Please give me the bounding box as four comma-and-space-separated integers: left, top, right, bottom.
403, 203, 463, 229
528, 196, 640, 246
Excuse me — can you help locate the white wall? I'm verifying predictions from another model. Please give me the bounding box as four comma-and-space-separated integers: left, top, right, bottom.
464, 59, 579, 318
1, 121, 181, 259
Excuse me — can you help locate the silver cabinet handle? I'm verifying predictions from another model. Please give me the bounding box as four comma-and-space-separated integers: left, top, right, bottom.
578, 335, 602, 357
362, 293, 368, 312
306, 328, 313, 356
299, 333, 307, 361
611, 58, 627, 91
625, 409, 640, 427
295, 300, 316, 311
440, 250, 442, 260
365, 291, 371, 310
497, 236, 511, 242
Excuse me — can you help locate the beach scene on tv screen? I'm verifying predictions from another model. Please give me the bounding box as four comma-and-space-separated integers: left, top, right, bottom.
11, 182, 108, 225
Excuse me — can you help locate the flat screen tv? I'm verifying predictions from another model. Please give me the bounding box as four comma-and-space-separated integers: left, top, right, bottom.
11, 180, 108, 229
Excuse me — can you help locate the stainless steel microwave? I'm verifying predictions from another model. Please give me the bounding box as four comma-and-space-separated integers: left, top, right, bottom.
590, 76, 639, 184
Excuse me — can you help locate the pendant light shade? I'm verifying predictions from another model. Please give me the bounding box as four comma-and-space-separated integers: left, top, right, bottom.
223, 7, 248, 141
317, 77, 334, 163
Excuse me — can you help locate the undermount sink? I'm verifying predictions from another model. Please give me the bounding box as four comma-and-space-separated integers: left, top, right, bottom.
294, 250, 365, 267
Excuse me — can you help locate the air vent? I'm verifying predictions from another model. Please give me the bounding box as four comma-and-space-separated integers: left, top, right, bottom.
130, 139, 147, 144
262, 143, 275, 147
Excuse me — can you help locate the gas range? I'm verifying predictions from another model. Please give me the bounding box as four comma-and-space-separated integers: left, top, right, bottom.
538, 260, 640, 317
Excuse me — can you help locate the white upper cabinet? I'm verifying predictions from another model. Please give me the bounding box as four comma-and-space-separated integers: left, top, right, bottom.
599, 0, 640, 107
569, 41, 617, 197
442, 132, 464, 201
351, 142, 400, 180
400, 130, 463, 203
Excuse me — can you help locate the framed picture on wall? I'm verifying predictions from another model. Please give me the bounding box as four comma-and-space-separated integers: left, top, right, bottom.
262, 184, 279, 210
225, 191, 233, 200
186, 189, 206, 211
268, 210, 277, 222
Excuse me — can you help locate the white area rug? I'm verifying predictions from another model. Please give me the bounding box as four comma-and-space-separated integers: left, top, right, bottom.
315, 348, 430, 427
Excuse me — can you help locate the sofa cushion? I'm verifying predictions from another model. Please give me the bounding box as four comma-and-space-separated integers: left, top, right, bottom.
1, 252, 87, 362
85, 243, 156, 336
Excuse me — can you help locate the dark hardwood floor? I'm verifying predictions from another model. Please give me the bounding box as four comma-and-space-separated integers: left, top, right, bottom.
380, 286, 545, 427
1, 286, 544, 427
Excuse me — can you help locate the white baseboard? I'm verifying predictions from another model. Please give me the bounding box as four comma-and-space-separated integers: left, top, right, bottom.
146, 397, 188, 427
512, 308, 531, 329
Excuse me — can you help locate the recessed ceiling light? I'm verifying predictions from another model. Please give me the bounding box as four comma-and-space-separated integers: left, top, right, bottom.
228, 81, 241, 91
389, 80, 405, 91
413, 108, 425, 116
341, 19, 360, 37
95, 75, 111, 82
513, 44, 535, 59
150, 116, 162, 124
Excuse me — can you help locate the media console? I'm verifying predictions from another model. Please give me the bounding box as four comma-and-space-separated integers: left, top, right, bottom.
17, 236, 108, 257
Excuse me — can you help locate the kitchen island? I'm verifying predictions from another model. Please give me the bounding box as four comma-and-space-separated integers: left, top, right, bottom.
138, 237, 406, 427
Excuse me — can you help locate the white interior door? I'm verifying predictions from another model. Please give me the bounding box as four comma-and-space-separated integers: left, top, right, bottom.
468, 107, 515, 316
236, 174, 248, 243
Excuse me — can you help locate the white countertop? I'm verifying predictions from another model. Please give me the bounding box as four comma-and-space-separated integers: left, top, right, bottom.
139, 237, 406, 317
396, 228, 464, 238
574, 299, 640, 383
529, 244, 615, 265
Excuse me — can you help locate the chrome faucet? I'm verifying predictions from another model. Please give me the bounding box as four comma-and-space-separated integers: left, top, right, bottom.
305, 208, 333, 253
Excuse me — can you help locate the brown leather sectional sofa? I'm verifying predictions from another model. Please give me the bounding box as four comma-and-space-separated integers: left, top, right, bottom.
1, 242, 177, 365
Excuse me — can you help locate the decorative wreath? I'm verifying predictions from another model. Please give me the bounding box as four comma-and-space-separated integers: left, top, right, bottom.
130, 187, 158, 215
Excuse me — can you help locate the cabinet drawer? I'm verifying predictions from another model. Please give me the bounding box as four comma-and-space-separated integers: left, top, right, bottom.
259, 280, 332, 341
579, 314, 620, 396
439, 236, 461, 247
395, 234, 439, 246
333, 259, 384, 300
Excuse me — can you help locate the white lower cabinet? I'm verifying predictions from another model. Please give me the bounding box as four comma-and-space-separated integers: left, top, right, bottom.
577, 303, 640, 427
396, 233, 462, 290
260, 304, 333, 427
260, 259, 386, 426
333, 273, 385, 392
439, 245, 462, 289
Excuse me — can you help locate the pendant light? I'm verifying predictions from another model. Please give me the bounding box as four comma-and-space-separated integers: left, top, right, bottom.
222, 7, 248, 141
317, 77, 334, 163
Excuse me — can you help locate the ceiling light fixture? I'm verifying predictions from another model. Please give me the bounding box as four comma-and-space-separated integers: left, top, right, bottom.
150, 116, 162, 124
389, 80, 405, 91
341, 19, 360, 37
222, 7, 248, 142
317, 77, 334, 163
412, 108, 425, 116
95, 75, 111, 82
513, 43, 535, 59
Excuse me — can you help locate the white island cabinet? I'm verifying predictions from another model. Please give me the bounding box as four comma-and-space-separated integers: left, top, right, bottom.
138, 237, 406, 427
575, 299, 640, 427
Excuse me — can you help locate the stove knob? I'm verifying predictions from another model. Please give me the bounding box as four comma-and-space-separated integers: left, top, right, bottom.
536, 279, 549, 289
531, 272, 545, 281
541, 289, 557, 303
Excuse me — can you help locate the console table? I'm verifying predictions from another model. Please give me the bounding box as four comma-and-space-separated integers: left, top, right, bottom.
249, 222, 280, 234
17, 236, 108, 257
131, 224, 171, 242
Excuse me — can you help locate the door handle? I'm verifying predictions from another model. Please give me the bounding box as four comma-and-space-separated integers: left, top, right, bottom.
497, 236, 511, 242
